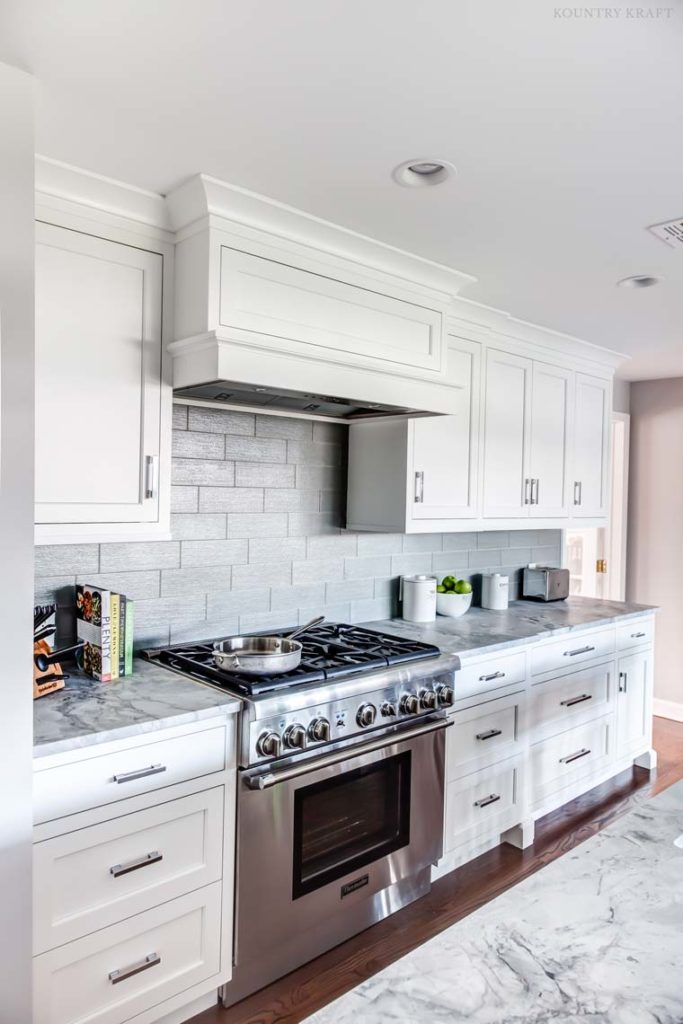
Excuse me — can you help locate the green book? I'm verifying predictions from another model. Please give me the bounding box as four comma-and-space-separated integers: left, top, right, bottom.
124, 598, 134, 676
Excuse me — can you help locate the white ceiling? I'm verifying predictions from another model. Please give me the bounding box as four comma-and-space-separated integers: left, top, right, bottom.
2, 0, 682, 380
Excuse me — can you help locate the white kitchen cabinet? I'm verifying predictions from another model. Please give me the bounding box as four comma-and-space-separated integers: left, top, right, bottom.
528, 361, 573, 518
481, 349, 532, 518
571, 372, 611, 519
616, 649, 653, 758
35, 221, 170, 543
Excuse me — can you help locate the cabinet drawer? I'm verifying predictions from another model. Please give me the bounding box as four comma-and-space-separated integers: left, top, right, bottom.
34, 725, 227, 824
34, 788, 224, 954
530, 717, 611, 804
529, 664, 613, 737
444, 759, 522, 852
617, 618, 654, 651
455, 650, 527, 703
33, 883, 221, 1024
447, 694, 522, 780
530, 628, 615, 677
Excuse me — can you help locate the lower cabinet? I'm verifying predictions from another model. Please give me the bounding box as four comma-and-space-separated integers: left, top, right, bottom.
616, 649, 653, 758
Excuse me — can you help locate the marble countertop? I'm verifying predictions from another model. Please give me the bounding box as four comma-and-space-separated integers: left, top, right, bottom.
34, 659, 241, 759
362, 596, 657, 660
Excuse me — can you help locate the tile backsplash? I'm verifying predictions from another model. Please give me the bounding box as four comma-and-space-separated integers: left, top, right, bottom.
35, 405, 562, 648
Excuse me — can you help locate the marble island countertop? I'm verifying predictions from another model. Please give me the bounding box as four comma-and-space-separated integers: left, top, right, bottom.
363, 596, 657, 660
34, 659, 241, 759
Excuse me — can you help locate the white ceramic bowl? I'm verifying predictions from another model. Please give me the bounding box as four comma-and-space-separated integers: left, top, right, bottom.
436, 592, 472, 618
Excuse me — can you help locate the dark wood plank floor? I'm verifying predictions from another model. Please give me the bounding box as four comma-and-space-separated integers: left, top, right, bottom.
192, 716, 683, 1024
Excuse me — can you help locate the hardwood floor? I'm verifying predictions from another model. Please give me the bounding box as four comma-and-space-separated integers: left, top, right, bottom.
191, 717, 683, 1024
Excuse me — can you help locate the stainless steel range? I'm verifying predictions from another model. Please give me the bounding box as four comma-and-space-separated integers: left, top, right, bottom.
144, 621, 459, 1005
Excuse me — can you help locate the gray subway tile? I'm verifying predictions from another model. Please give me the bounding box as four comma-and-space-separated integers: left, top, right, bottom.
264, 489, 319, 513
505, 530, 538, 547
231, 562, 292, 589
180, 539, 248, 568
207, 588, 271, 619
75, 571, 161, 601
402, 533, 443, 553
504, 548, 533, 566
390, 553, 433, 576
248, 537, 307, 564
133, 594, 207, 646
295, 464, 338, 490
238, 610, 297, 633
468, 549, 503, 569
307, 533, 358, 560
292, 558, 345, 585
312, 421, 347, 442
287, 440, 342, 466
100, 542, 180, 572
374, 577, 399, 600
432, 553, 469, 576
187, 406, 255, 436
288, 512, 340, 536
35, 544, 99, 576
356, 533, 404, 556
477, 531, 510, 549
172, 404, 188, 429
319, 490, 345, 513
224, 436, 286, 463
270, 583, 326, 610
326, 578, 374, 603
34, 575, 76, 603
198, 487, 264, 513
350, 596, 394, 623
172, 458, 235, 486
160, 565, 232, 596
531, 546, 561, 566
172, 431, 224, 460
227, 513, 288, 539
170, 615, 239, 644
256, 414, 312, 441
235, 463, 295, 488
442, 532, 478, 551
344, 555, 392, 579
171, 513, 227, 540
171, 486, 199, 513
298, 603, 351, 625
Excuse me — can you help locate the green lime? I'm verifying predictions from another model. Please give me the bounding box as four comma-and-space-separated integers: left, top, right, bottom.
436, 584, 447, 593
454, 579, 473, 595
441, 575, 457, 591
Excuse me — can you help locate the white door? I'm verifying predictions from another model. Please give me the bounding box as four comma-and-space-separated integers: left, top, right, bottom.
572, 373, 610, 519
616, 650, 652, 757
409, 338, 480, 520
35, 222, 163, 528
528, 362, 573, 518
482, 349, 532, 518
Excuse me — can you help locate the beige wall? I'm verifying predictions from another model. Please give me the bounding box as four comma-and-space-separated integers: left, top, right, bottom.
627, 378, 683, 712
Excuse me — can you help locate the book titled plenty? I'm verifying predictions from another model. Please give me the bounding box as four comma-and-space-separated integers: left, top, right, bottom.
76, 585, 134, 681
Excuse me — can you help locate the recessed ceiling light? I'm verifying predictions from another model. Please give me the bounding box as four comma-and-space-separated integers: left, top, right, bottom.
617, 275, 660, 289
392, 158, 456, 188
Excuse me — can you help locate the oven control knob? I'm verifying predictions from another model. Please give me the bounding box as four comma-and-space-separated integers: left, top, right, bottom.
283, 724, 307, 750
437, 685, 455, 707
256, 731, 282, 759
356, 703, 377, 728
400, 693, 420, 715
380, 701, 397, 717
308, 717, 331, 743
420, 689, 438, 710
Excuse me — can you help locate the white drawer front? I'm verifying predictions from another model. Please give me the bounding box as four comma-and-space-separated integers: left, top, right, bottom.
530, 664, 613, 736
455, 650, 527, 703
34, 788, 224, 954
530, 628, 615, 678
531, 717, 611, 804
444, 760, 522, 852
34, 725, 227, 824
617, 618, 654, 651
448, 695, 521, 780
33, 883, 221, 1024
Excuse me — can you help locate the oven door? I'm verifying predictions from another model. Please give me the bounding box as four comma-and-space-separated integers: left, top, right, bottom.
231, 716, 449, 1000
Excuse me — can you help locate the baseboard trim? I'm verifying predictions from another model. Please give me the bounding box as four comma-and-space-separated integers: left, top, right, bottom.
654, 698, 683, 723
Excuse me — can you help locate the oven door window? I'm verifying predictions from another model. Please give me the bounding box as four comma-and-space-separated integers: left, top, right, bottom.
293, 751, 411, 899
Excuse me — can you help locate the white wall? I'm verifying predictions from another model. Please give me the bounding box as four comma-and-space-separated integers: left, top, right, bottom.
627, 378, 683, 719
0, 62, 34, 1021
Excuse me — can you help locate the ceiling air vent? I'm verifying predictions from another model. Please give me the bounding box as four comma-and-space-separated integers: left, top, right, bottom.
648, 218, 683, 249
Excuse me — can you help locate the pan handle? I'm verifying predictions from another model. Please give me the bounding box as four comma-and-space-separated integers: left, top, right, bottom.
286, 616, 325, 642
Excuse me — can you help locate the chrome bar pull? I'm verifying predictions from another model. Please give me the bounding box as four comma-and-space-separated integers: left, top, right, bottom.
530, 477, 538, 505
414, 470, 424, 503
563, 645, 596, 658
109, 952, 161, 985
110, 851, 163, 878
474, 793, 501, 808
476, 728, 503, 741
619, 671, 628, 693
560, 748, 591, 765
524, 478, 531, 505
560, 693, 593, 707
479, 670, 506, 682
112, 763, 167, 785
144, 454, 158, 500
631, 631, 646, 639
573, 480, 581, 506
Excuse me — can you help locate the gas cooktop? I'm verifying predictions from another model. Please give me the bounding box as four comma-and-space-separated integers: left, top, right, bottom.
143, 621, 440, 696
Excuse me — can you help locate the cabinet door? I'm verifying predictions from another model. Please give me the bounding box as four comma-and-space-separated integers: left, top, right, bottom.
528, 362, 573, 518
482, 349, 532, 518
572, 373, 610, 519
35, 223, 164, 533
409, 337, 480, 521
616, 650, 652, 757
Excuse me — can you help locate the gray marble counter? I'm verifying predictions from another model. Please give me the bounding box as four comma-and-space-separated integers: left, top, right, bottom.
307, 779, 683, 1024
34, 659, 241, 759
362, 596, 657, 660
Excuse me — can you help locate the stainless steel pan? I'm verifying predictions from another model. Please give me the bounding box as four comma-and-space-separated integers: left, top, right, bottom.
212, 616, 324, 676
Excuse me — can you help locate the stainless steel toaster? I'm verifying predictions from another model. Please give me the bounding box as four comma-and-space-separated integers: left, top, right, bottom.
522, 565, 570, 602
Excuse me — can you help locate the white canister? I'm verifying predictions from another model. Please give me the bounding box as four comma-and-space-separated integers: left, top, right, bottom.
400, 574, 437, 623
481, 573, 509, 611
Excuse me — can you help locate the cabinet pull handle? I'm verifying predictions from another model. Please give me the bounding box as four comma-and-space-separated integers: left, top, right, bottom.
573, 480, 581, 506
563, 645, 596, 657
414, 470, 424, 504
631, 631, 646, 639
560, 693, 593, 707
474, 793, 501, 808
524, 478, 531, 505
560, 747, 591, 765
110, 851, 163, 878
145, 455, 158, 500
530, 477, 539, 505
109, 952, 161, 985
476, 728, 503, 741
535, 478, 540, 505
479, 670, 506, 682
112, 763, 167, 784
619, 671, 628, 693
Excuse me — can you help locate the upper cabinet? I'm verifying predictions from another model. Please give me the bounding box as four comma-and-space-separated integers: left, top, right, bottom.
481, 350, 532, 519
572, 373, 610, 519
528, 362, 573, 519
35, 220, 171, 544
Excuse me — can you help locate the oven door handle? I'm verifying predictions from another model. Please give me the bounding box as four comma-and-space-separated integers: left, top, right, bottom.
245, 717, 453, 791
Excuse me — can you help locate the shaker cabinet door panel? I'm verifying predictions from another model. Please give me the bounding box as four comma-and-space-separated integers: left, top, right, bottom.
616, 650, 652, 757
35, 222, 164, 530
482, 349, 532, 518
528, 362, 573, 518
572, 373, 610, 519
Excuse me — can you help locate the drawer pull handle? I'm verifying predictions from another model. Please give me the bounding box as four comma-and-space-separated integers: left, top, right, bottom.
110, 851, 163, 878
560, 693, 593, 708
474, 793, 501, 808
631, 631, 646, 639
476, 728, 503, 741
109, 952, 161, 985
563, 645, 596, 658
619, 671, 628, 693
112, 764, 167, 784
479, 671, 506, 682
560, 747, 591, 765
